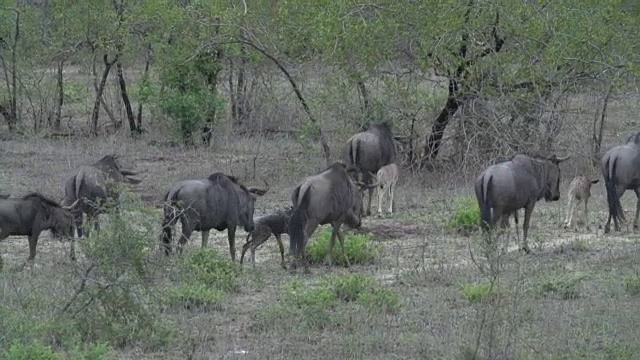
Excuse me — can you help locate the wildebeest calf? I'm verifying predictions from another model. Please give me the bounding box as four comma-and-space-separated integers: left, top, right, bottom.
370, 163, 399, 214
563, 175, 599, 231
240, 207, 293, 269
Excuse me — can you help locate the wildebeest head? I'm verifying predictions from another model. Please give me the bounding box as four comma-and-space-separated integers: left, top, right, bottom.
540, 154, 571, 202
345, 184, 364, 229
225, 175, 269, 233
93, 154, 142, 185
23, 193, 80, 240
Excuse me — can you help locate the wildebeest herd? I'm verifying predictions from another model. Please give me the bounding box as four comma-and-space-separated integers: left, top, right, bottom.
1, 124, 640, 272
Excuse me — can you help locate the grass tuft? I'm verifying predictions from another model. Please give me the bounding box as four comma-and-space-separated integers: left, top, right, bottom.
305, 228, 380, 265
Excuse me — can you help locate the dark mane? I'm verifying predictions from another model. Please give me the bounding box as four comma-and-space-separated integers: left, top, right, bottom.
368, 122, 393, 137
207, 172, 250, 192
21, 192, 62, 208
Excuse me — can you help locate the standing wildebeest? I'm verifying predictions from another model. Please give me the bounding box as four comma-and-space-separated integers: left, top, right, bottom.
563, 175, 599, 231
0, 193, 79, 268
161, 173, 268, 260
368, 163, 400, 215
288, 162, 364, 273
475, 154, 570, 253
343, 122, 397, 216
601, 133, 640, 233
239, 206, 293, 269
64, 154, 142, 237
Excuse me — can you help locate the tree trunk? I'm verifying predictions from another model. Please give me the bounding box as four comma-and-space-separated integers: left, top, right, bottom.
116, 60, 138, 134
136, 48, 151, 134
54, 59, 64, 130
424, 79, 461, 160
91, 54, 118, 136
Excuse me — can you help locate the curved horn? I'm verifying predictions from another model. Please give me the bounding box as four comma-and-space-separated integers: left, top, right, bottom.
62, 199, 80, 210
555, 155, 571, 163
120, 169, 138, 176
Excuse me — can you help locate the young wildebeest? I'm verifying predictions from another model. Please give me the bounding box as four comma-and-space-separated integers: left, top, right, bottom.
0, 193, 79, 268
64, 154, 142, 238
368, 163, 399, 214
563, 175, 599, 231
239, 206, 293, 269
343, 122, 397, 216
475, 154, 570, 253
161, 173, 268, 261
288, 162, 364, 274
601, 132, 640, 233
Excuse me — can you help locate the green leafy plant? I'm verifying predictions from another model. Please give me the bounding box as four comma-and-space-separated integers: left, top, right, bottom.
305, 228, 379, 265
446, 197, 480, 235
460, 281, 500, 303
623, 274, 640, 295
536, 274, 587, 300
167, 284, 225, 311
181, 247, 242, 293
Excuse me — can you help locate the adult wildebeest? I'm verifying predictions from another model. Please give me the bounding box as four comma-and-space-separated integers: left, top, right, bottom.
288, 162, 364, 273
0, 193, 79, 268
64, 154, 142, 237
343, 122, 397, 216
601, 132, 640, 233
239, 206, 293, 269
475, 154, 570, 253
161, 173, 268, 261
563, 175, 599, 231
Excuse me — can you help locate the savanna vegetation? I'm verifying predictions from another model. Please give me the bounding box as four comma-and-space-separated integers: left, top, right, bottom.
1, 0, 639, 359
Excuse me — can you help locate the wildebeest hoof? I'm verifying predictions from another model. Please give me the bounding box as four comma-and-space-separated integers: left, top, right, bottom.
521, 246, 531, 254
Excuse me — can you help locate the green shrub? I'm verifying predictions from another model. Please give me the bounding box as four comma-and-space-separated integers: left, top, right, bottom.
1, 341, 61, 360
181, 247, 242, 293
623, 274, 640, 295
305, 228, 379, 266
460, 281, 499, 303
535, 274, 586, 300
63, 81, 86, 104
167, 284, 225, 311
446, 197, 480, 235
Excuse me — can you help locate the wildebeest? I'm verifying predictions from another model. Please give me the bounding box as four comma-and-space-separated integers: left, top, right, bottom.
239, 206, 293, 269
474, 154, 570, 253
161, 173, 268, 261
0, 193, 79, 268
343, 122, 397, 216
601, 132, 640, 233
288, 162, 364, 273
563, 175, 599, 231
369, 163, 399, 215
64, 154, 142, 237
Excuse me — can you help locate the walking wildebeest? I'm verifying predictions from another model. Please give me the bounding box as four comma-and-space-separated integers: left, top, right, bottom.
0, 193, 79, 268
368, 163, 399, 215
64, 154, 142, 237
475, 153, 570, 253
563, 175, 599, 231
343, 122, 397, 216
239, 206, 293, 269
288, 162, 365, 273
601, 132, 640, 233
161, 173, 268, 261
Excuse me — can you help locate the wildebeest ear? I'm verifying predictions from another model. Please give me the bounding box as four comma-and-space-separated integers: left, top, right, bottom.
591, 179, 600, 184
62, 199, 80, 210
248, 188, 268, 196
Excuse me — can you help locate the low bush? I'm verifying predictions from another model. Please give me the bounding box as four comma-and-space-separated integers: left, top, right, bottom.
623, 274, 640, 295
460, 281, 501, 303
535, 274, 587, 300
446, 197, 480, 235
167, 284, 226, 312
305, 228, 379, 266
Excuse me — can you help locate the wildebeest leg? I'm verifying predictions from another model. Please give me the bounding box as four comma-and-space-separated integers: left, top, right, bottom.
521, 203, 535, 254
0, 229, 9, 270
177, 221, 193, 255
275, 234, 286, 269
72, 209, 83, 238
389, 181, 395, 213
239, 233, 252, 265
27, 233, 40, 262
563, 195, 576, 230
377, 185, 383, 214
201, 230, 210, 248
324, 223, 341, 267
301, 222, 319, 274
583, 197, 591, 231
336, 226, 351, 268
227, 227, 237, 262
633, 188, 640, 230
366, 187, 374, 216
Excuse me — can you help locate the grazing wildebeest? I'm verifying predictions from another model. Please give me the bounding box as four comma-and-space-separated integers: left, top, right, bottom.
601, 133, 640, 233
474, 154, 570, 253
563, 175, 599, 231
343, 122, 397, 216
288, 162, 365, 273
368, 163, 400, 215
64, 154, 142, 237
239, 206, 293, 269
161, 173, 268, 260
0, 193, 79, 268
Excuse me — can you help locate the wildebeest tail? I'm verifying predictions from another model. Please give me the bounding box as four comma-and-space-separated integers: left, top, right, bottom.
478, 174, 493, 230
604, 156, 620, 223
288, 188, 311, 256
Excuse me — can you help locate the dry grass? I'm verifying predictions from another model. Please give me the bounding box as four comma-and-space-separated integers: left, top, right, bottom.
1, 75, 640, 359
